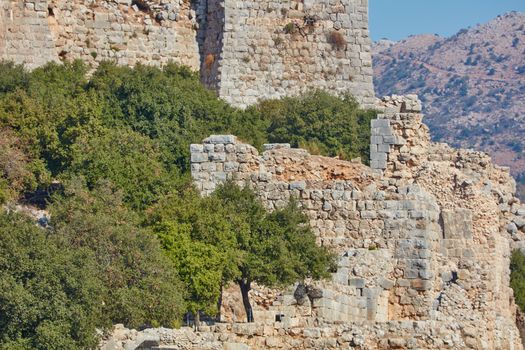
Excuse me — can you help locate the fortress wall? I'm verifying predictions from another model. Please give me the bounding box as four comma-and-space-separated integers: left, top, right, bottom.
0, 0, 202, 70
190, 135, 441, 324
1, 0, 375, 109
204, 0, 375, 108
373, 95, 524, 345
188, 96, 525, 349
47, 0, 202, 69
1, 0, 58, 68
0, 1, 5, 57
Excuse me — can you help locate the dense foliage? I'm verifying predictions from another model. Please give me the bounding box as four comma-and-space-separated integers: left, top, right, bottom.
0, 212, 103, 349
511, 250, 525, 311
0, 60, 375, 345
50, 179, 186, 329
0, 60, 375, 206
150, 182, 336, 322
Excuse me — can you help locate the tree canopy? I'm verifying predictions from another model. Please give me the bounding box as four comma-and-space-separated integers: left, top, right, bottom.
0, 60, 374, 342
0, 211, 103, 349
151, 182, 336, 322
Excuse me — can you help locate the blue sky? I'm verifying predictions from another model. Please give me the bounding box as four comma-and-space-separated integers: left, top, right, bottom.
369, 0, 525, 41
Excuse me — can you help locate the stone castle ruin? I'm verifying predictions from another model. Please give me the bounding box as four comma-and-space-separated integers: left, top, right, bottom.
102, 96, 525, 349
178, 95, 525, 349
3, 1, 525, 349
0, 0, 375, 108
103, 96, 525, 350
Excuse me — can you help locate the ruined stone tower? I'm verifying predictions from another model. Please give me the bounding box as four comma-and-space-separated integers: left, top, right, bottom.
199, 0, 375, 108
0, 0, 375, 108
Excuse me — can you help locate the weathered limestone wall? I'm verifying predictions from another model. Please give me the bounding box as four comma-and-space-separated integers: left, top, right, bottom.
0, 0, 375, 108
202, 0, 375, 108
48, 0, 202, 69
0, 0, 203, 70
100, 319, 521, 350
181, 95, 525, 349
0, 0, 5, 57
0, 0, 58, 68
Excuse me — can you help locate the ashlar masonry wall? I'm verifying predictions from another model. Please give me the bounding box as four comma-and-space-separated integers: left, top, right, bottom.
0, 0, 203, 70
202, 0, 375, 108
0, 0, 58, 68
1, 0, 375, 108
186, 95, 525, 349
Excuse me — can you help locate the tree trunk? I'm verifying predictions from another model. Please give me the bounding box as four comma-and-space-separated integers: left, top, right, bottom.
239, 280, 254, 322
217, 283, 223, 322
194, 311, 200, 330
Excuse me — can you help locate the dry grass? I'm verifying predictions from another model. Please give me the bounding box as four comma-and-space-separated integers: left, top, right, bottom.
204, 54, 215, 71
328, 31, 347, 50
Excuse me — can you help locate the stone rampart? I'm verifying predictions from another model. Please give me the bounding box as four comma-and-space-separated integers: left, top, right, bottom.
201, 0, 375, 108
0, 0, 375, 108
0, 0, 203, 69
180, 95, 525, 349
0, 0, 58, 68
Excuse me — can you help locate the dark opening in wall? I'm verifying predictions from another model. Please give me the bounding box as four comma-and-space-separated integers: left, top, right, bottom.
132, 0, 151, 14
48, 5, 54, 17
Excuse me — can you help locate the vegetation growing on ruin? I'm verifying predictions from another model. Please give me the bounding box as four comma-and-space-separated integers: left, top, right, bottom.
0, 60, 375, 347
150, 182, 336, 323
511, 250, 525, 311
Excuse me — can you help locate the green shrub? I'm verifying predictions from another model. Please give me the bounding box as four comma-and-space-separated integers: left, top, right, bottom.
0, 129, 47, 202
67, 127, 180, 210
0, 61, 30, 93
0, 211, 104, 349
245, 90, 376, 163
511, 250, 525, 311
50, 179, 186, 329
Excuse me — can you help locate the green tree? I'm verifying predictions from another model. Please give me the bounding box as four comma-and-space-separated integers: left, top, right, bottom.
0, 61, 30, 94
0, 129, 47, 203
0, 61, 104, 177
213, 182, 336, 322
245, 90, 376, 162
49, 179, 185, 329
0, 211, 103, 350
511, 250, 525, 311
67, 127, 180, 210
150, 187, 242, 324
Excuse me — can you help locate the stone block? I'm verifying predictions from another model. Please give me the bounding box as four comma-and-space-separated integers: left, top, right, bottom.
264, 143, 290, 150
379, 278, 395, 290
224, 162, 239, 172
513, 217, 525, 229
507, 222, 518, 234
349, 278, 365, 288
377, 143, 390, 152
370, 136, 383, 144
441, 208, 473, 240
224, 343, 250, 350
410, 279, 432, 291
333, 268, 349, 285
191, 152, 208, 163
190, 144, 203, 152
383, 135, 396, 144
371, 119, 390, 128
209, 152, 226, 162
204, 135, 237, 144
370, 151, 387, 161
289, 181, 306, 191
303, 328, 321, 338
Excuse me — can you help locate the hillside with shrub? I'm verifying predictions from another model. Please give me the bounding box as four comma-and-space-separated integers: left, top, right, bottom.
0, 60, 372, 349
373, 12, 525, 198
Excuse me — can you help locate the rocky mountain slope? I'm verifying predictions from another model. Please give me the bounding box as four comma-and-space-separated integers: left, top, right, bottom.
373, 12, 525, 198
